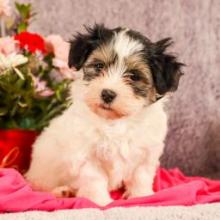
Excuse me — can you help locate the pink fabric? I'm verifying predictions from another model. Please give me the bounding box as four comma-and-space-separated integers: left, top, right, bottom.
0, 168, 220, 213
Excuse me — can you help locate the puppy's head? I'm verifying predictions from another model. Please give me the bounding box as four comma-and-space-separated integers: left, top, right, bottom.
69, 24, 183, 120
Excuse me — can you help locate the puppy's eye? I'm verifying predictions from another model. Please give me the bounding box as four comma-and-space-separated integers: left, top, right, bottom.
128, 70, 142, 81
94, 62, 105, 72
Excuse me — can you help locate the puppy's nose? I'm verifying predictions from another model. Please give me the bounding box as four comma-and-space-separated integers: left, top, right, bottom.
101, 89, 117, 104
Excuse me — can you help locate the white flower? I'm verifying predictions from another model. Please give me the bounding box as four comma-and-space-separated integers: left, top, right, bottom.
0, 53, 28, 69
0, 53, 28, 79
0, 0, 11, 17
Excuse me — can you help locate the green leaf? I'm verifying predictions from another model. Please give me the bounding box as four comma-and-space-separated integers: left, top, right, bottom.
18, 101, 28, 108
15, 78, 25, 89
3, 119, 19, 129
0, 108, 8, 116
17, 22, 28, 33
15, 2, 32, 19
19, 117, 36, 129
10, 103, 18, 117
13, 67, 25, 80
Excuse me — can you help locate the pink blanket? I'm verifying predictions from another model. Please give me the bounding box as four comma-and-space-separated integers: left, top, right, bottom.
0, 168, 220, 213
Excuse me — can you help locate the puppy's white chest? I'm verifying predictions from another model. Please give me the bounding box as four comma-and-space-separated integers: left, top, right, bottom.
93, 122, 147, 189
95, 122, 133, 161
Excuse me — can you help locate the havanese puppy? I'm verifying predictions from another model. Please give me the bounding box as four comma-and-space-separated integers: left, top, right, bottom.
26, 24, 183, 206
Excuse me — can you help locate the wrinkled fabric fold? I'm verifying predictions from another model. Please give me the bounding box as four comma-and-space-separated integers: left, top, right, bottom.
0, 168, 220, 213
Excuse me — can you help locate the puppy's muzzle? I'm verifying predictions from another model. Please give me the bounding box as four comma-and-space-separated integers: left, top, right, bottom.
101, 89, 117, 104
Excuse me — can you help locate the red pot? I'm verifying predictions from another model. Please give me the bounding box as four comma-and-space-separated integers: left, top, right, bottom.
0, 129, 38, 174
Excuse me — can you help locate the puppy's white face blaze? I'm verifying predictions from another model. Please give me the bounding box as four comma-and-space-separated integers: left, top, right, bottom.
114, 30, 144, 59
82, 31, 156, 120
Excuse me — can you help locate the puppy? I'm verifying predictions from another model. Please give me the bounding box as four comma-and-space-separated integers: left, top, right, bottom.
26, 24, 183, 206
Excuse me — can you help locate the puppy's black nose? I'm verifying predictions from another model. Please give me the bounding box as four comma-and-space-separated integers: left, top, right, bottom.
101, 89, 117, 104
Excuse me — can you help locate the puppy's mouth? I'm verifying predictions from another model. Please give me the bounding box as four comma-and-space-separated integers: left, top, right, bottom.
92, 103, 126, 120
99, 104, 113, 111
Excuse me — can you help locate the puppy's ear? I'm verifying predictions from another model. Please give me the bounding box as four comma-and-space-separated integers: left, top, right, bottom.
149, 38, 184, 95
68, 24, 113, 70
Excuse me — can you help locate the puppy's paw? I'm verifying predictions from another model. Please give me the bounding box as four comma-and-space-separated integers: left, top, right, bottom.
125, 188, 154, 199
77, 188, 112, 206
52, 186, 75, 198
91, 194, 113, 206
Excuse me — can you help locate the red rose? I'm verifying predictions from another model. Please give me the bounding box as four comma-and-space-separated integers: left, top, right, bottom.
14, 32, 46, 54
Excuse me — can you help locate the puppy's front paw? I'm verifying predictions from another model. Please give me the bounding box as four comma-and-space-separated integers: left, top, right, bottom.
52, 186, 75, 197
92, 194, 113, 206
77, 188, 112, 206
125, 187, 154, 199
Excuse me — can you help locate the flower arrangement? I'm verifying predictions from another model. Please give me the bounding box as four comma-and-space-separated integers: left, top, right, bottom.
0, 0, 74, 130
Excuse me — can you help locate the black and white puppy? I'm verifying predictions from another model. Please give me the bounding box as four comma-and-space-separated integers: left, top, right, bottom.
26, 24, 183, 205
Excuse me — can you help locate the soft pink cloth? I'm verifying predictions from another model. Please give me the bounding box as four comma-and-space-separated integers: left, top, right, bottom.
0, 168, 220, 213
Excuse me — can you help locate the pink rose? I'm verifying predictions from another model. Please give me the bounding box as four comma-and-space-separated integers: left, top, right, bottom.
0, 37, 17, 55
45, 35, 76, 79
32, 75, 54, 97
52, 58, 76, 79
46, 35, 69, 61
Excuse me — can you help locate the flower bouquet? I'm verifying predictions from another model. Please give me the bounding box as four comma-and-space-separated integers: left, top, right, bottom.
0, 1, 74, 173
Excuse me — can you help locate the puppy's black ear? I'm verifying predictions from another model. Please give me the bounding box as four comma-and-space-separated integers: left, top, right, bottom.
68, 24, 113, 70
149, 38, 184, 95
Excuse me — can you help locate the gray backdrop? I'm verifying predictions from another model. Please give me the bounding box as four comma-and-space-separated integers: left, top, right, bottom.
18, 0, 220, 177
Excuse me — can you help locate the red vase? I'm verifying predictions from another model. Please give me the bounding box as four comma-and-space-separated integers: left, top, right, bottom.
0, 129, 38, 174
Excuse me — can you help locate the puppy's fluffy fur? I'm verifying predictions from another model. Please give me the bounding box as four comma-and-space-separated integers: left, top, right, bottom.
26, 25, 183, 205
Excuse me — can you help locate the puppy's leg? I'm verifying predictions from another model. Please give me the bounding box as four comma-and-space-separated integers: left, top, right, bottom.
76, 161, 112, 206
125, 165, 155, 198
125, 147, 162, 198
